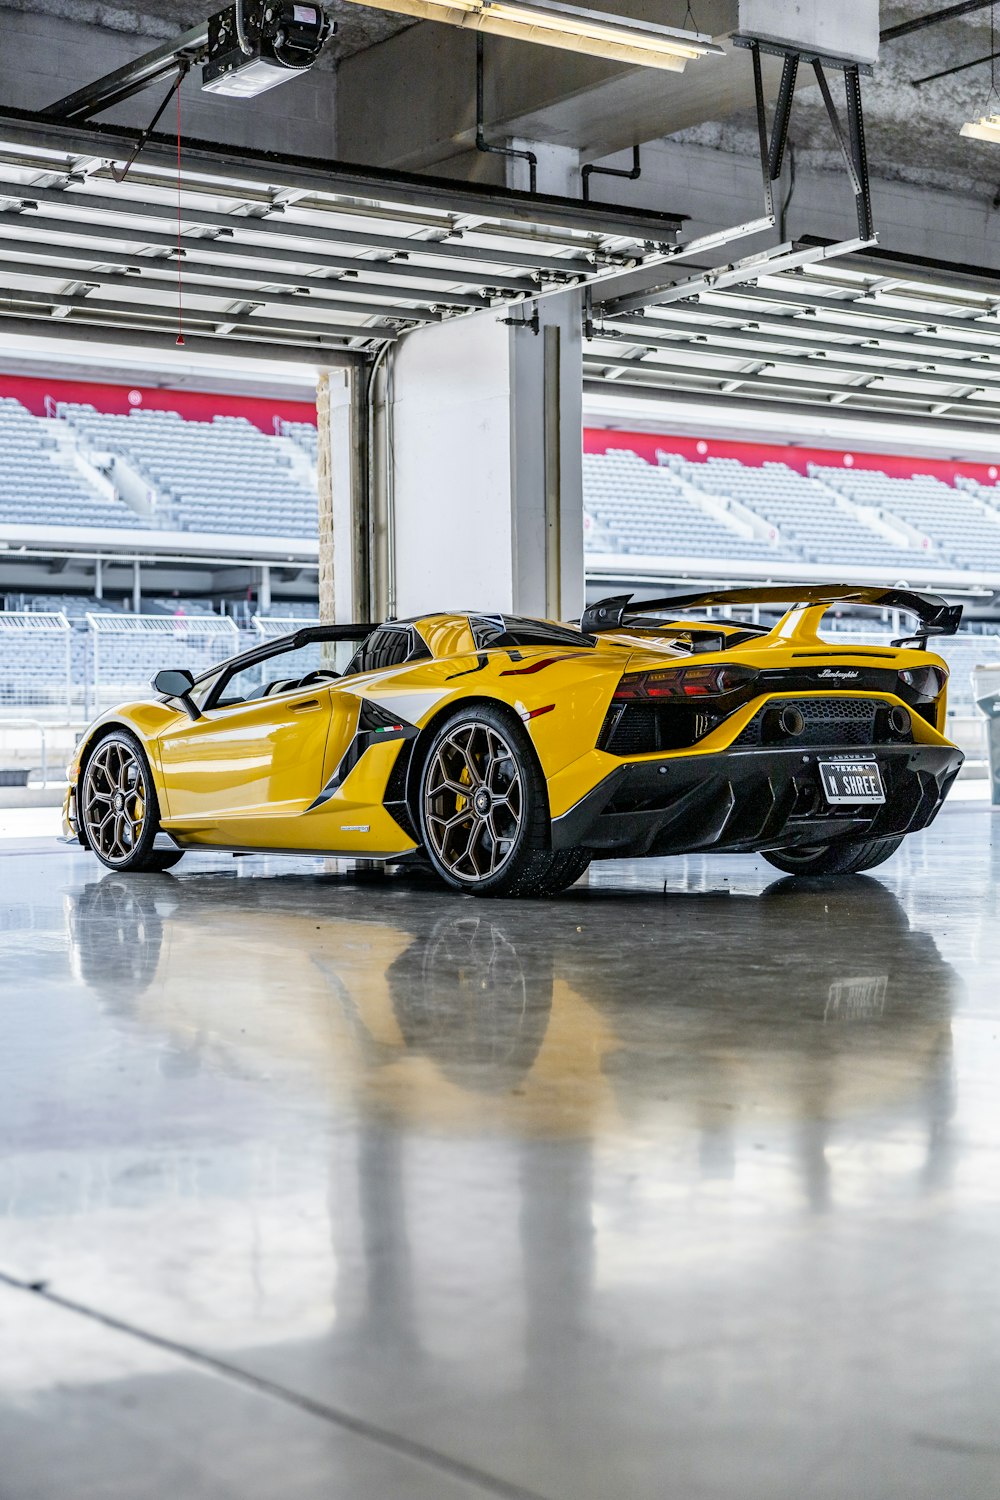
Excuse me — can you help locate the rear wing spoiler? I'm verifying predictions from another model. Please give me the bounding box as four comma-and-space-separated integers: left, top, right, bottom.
580, 585, 963, 644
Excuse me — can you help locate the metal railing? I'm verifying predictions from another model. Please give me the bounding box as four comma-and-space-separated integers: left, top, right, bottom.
85, 612, 241, 716
250, 615, 319, 642
0, 612, 73, 720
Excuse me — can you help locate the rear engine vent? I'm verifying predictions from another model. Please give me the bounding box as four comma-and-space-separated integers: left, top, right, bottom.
601, 705, 720, 755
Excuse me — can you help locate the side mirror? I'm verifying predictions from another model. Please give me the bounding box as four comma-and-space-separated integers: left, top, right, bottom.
152, 668, 201, 721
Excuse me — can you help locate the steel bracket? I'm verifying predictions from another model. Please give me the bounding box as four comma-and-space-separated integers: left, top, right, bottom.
738, 34, 876, 244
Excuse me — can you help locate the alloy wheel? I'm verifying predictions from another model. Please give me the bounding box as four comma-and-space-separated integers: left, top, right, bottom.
83, 740, 147, 865
423, 723, 524, 883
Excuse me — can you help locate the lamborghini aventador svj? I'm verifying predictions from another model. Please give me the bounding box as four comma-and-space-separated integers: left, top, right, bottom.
63, 585, 964, 896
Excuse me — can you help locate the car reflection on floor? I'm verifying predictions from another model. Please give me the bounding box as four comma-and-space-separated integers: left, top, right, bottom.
64, 865, 960, 1192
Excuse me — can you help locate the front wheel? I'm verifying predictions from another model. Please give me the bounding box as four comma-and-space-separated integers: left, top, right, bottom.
81, 730, 185, 873
761, 835, 903, 877
418, 706, 574, 898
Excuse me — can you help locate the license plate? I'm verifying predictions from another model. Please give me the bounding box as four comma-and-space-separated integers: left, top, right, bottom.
825, 975, 888, 1021
818, 759, 885, 805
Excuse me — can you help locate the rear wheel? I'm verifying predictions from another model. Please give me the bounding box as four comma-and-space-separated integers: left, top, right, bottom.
535, 849, 592, 895
81, 730, 184, 874
418, 705, 576, 898
762, 835, 903, 877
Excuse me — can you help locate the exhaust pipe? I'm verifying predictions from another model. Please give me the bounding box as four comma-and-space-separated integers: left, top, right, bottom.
778, 705, 805, 738
887, 705, 911, 737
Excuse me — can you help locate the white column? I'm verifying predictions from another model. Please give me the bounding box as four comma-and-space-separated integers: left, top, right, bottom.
387, 139, 584, 624
317, 367, 369, 625
387, 294, 583, 623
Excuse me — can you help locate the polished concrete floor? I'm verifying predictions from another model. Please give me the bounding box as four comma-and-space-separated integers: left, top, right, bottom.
1, 808, 999, 1499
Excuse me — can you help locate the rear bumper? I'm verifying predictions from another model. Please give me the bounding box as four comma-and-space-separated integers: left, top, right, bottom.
551, 743, 964, 858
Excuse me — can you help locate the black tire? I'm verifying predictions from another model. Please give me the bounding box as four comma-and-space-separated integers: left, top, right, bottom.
80, 729, 185, 874
761, 835, 904, 877
417, 704, 568, 898
535, 849, 592, 895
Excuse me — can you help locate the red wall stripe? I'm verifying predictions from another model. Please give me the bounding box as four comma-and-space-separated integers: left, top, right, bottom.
584, 427, 1000, 487
0, 373, 317, 433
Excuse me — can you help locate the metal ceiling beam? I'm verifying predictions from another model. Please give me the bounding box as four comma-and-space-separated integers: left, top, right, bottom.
717, 281, 1000, 337
587, 326, 1000, 393
0, 207, 514, 300
0, 256, 440, 322
795, 235, 1000, 299
911, 47, 1000, 86
598, 237, 875, 318
581, 353, 1000, 409
0, 313, 365, 366
0, 236, 461, 310
42, 24, 210, 122
0, 108, 685, 244
0, 175, 599, 278
0, 286, 395, 344
582, 377, 1000, 432
602, 305, 1000, 370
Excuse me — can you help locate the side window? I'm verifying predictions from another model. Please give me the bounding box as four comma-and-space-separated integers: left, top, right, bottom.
214, 641, 335, 708
343, 627, 428, 677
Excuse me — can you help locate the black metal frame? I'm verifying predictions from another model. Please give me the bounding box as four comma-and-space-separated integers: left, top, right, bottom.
735, 35, 875, 242
43, 23, 211, 122
0, 104, 683, 244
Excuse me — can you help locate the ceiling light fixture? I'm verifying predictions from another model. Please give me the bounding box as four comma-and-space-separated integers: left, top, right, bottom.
961, 2, 1000, 141
342, 0, 724, 71
961, 113, 1000, 142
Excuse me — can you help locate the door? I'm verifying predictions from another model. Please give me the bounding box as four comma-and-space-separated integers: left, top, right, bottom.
157, 639, 357, 844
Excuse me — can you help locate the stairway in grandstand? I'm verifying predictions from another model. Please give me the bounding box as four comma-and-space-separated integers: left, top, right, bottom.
0, 397, 150, 531
57, 405, 318, 538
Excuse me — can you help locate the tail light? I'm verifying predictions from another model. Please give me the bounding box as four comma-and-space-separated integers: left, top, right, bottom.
898, 666, 947, 701
613, 664, 758, 702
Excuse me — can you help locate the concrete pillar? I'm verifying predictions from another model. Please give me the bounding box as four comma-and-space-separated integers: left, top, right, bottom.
385, 292, 583, 623
379, 135, 584, 625
317, 367, 370, 625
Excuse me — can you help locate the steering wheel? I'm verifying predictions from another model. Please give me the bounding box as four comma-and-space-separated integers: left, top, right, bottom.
295, 669, 340, 689
260, 677, 297, 698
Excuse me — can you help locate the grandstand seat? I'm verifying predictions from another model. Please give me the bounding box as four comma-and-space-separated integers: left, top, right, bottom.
0, 398, 150, 531
583, 450, 790, 562
668, 455, 916, 569
58, 404, 318, 538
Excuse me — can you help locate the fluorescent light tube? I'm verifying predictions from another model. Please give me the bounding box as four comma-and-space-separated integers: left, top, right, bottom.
343, 0, 724, 70
961, 115, 1000, 143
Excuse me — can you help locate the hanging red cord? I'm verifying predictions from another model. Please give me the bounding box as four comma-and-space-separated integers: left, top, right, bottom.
176, 75, 185, 347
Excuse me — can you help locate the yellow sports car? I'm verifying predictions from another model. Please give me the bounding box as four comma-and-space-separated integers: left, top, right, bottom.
63, 585, 965, 895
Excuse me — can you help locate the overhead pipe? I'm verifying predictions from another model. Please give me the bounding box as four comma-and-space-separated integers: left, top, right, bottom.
881, 0, 995, 43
